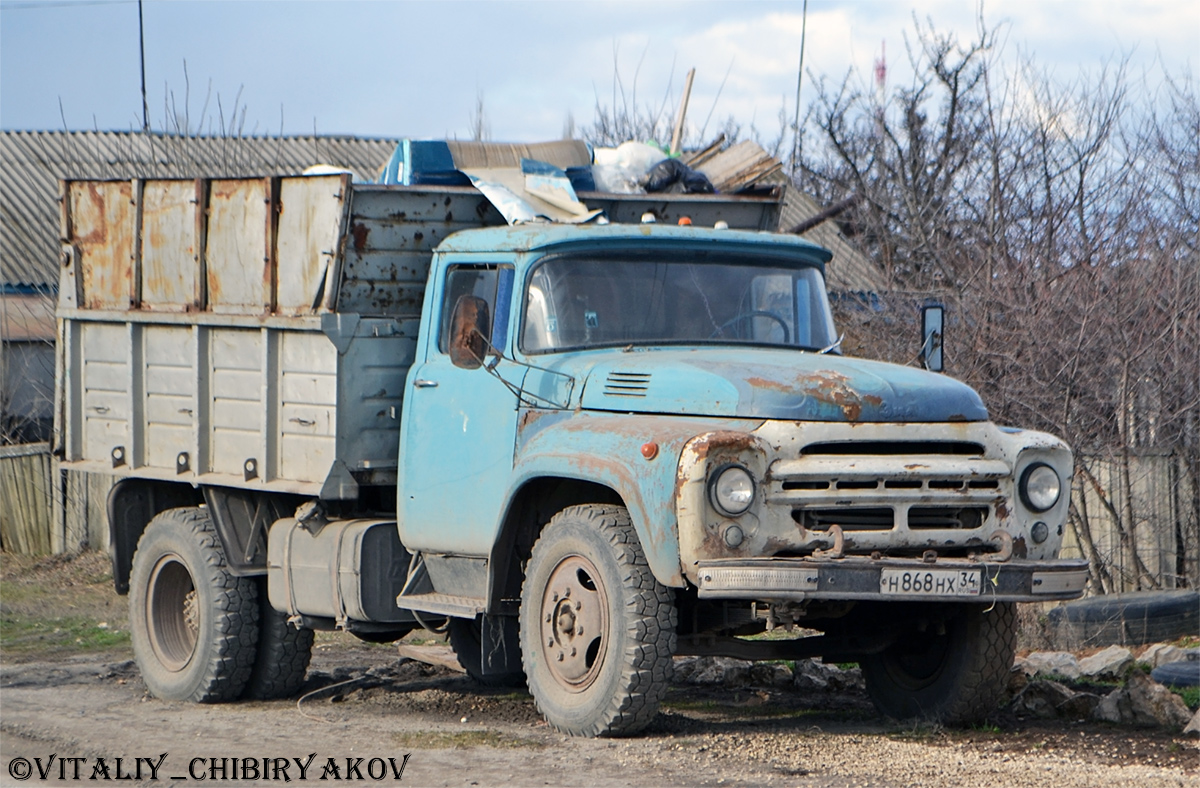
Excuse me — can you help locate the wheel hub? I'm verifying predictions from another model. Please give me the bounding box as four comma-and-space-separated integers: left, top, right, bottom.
540, 554, 608, 690
145, 554, 199, 673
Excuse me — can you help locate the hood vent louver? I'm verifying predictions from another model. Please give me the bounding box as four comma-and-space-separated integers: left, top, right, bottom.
604, 371, 651, 397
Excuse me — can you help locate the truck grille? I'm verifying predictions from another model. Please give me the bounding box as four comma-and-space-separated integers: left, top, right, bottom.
793, 506, 990, 532
801, 441, 985, 456
768, 446, 1010, 546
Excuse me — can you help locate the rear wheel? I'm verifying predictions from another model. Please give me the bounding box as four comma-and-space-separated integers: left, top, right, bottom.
519, 505, 676, 737
861, 602, 1016, 725
129, 507, 258, 702
241, 581, 314, 700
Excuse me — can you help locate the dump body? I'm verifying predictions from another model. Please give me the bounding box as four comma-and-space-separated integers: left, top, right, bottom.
55, 176, 782, 498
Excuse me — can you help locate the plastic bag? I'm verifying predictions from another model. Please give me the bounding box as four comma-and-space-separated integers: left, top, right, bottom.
641, 158, 714, 194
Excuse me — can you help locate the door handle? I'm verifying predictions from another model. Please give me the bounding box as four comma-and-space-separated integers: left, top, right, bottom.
413, 379, 439, 388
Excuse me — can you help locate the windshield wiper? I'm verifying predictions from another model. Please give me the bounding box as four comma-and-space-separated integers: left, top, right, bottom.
818, 333, 845, 355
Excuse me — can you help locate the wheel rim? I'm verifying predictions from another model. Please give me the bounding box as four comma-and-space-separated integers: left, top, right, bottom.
538, 554, 609, 692
145, 554, 199, 672
882, 622, 955, 690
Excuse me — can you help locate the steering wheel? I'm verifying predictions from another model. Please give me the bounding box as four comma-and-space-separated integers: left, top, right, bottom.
710, 310, 790, 343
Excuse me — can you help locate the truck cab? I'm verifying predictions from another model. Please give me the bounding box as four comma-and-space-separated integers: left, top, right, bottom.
391, 223, 1084, 734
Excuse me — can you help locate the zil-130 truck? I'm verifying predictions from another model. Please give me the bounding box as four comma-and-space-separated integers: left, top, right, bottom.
54, 171, 1087, 736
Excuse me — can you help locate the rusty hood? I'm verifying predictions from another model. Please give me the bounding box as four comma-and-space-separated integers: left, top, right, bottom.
572, 348, 988, 422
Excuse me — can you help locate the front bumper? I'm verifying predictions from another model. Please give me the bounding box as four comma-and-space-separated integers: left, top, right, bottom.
696, 556, 1089, 603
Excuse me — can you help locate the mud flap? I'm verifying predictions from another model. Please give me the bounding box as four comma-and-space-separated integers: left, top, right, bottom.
481, 614, 521, 676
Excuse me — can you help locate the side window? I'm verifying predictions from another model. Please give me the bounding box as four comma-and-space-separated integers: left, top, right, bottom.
438, 265, 513, 354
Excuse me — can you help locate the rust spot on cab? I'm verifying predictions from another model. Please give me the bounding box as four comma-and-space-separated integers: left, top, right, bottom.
797, 370, 877, 422
994, 497, 1010, 520
747, 376, 791, 393
690, 430, 756, 459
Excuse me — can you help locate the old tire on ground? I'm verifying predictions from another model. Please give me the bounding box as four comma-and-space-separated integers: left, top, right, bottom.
129, 507, 259, 702
241, 581, 314, 700
861, 602, 1016, 725
449, 615, 525, 688
519, 504, 676, 737
1047, 590, 1200, 647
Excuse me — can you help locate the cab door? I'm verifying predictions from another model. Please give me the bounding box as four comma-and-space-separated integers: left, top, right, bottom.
398, 264, 520, 554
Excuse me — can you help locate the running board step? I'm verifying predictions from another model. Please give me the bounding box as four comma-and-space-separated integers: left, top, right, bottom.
395, 591, 485, 618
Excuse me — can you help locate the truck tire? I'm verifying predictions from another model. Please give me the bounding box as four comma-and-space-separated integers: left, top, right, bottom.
1048, 591, 1200, 647
449, 615, 526, 688
861, 602, 1016, 725
241, 582, 314, 700
129, 507, 259, 702
519, 505, 676, 737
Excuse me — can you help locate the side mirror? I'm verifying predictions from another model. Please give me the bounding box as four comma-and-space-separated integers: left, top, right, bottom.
921, 304, 944, 373
448, 295, 491, 369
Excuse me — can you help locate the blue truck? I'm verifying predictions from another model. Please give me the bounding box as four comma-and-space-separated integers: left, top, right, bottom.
55, 172, 1087, 736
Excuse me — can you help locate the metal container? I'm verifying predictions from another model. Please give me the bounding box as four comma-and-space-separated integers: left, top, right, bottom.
266, 517, 413, 624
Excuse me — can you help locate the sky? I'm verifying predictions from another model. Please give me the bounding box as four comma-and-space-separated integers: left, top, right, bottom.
1, 0, 1196, 145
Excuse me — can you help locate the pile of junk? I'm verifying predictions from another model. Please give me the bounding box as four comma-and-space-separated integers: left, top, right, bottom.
363, 136, 789, 226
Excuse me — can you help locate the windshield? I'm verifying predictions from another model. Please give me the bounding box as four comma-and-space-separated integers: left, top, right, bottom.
521, 252, 838, 353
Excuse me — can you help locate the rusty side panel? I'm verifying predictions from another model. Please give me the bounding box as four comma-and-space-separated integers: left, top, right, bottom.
69, 181, 134, 310
206, 179, 269, 314
139, 180, 199, 310
336, 187, 504, 317
276, 174, 349, 315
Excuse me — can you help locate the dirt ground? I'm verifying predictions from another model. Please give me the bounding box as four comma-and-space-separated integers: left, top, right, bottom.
1, 552, 1197, 788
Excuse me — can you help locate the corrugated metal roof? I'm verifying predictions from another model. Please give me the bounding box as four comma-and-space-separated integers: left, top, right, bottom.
1, 131, 399, 288
777, 186, 885, 293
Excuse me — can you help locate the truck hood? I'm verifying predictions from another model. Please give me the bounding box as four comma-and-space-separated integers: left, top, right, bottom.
566, 348, 987, 422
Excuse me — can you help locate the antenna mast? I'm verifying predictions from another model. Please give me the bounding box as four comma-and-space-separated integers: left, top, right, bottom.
139, 0, 149, 132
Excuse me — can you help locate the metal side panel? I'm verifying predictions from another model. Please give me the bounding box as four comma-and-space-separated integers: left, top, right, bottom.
68, 181, 135, 310
277, 330, 337, 483
139, 179, 200, 310
208, 327, 264, 478
336, 186, 504, 316
142, 325, 195, 470
206, 178, 270, 314
329, 317, 417, 472
276, 175, 349, 315
80, 322, 131, 462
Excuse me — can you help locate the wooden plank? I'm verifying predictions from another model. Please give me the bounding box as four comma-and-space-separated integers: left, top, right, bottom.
396, 644, 466, 673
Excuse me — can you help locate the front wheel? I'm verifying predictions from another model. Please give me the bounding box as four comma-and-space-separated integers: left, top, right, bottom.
519, 505, 676, 737
861, 602, 1017, 725
129, 507, 259, 702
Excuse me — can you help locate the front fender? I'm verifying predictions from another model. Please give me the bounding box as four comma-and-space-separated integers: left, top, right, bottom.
511, 410, 762, 587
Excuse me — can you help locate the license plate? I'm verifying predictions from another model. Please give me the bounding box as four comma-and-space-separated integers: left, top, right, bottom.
879, 568, 982, 597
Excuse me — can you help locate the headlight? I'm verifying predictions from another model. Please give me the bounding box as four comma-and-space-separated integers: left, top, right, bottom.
1019, 463, 1061, 512
710, 465, 755, 516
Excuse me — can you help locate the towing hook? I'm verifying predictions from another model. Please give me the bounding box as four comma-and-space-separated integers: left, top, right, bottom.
813, 524, 845, 559
988, 529, 1013, 562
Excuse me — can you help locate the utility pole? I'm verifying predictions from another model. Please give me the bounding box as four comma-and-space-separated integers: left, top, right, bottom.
139, 0, 149, 132
790, 0, 808, 176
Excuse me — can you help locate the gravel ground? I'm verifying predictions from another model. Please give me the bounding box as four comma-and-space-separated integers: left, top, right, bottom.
1, 552, 1196, 787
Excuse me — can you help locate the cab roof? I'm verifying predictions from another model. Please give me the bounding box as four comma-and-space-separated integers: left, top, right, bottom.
432, 222, 834, 264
